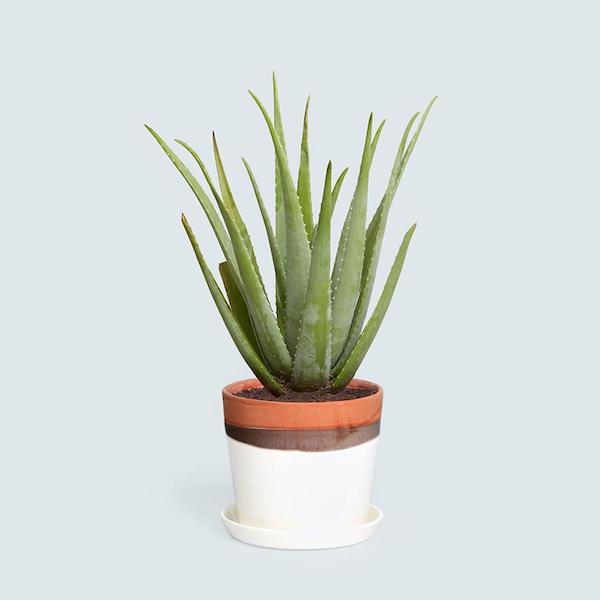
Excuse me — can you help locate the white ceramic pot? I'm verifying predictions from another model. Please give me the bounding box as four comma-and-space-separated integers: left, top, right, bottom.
220, 378, 384, 550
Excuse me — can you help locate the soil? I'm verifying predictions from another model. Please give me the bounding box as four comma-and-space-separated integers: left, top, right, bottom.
235, 385, 376, 403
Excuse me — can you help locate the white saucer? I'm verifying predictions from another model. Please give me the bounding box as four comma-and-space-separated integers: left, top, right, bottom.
220, 505, 383, 550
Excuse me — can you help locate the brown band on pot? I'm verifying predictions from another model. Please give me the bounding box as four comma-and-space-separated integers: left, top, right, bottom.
225, 420, 380, 451
222, 378, 383, 431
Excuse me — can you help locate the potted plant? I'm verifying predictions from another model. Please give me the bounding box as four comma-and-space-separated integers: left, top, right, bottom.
146, 76, 435, 549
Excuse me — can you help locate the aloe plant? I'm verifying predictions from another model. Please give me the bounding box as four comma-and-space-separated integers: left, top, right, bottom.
146, 76, 435, 395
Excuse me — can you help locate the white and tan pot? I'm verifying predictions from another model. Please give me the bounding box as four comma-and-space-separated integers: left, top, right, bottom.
220, 378, 383, 550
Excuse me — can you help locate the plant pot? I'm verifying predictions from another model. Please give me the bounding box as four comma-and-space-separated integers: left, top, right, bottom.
220, 378, 383, 550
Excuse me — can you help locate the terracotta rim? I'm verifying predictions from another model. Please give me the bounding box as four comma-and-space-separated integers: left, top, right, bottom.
222, 378, 383, 431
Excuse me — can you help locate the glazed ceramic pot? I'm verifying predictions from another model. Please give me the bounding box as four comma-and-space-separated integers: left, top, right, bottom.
220, 378, 383, 549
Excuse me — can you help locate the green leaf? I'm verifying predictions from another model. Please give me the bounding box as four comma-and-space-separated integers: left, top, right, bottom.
371, 119, 386, 156
250, 90, 312, 357
178, 132, 290, 375
212, 135, 253, 251
330, 114, 377, 363
297, 96, 313, 240
172, 137, 259, 303
174, 139, 270, 309
211, 135, 266, 293
273, 73, 287, 268
218, 261, 260, 355
364, 112, 419, 248
331, 167, 349, 212
145, 126, 237, 275
331, 224, 417, 390
175, 139, 221, 205
333, 110, 424, 373
181, 215, 284, 395
291, 163, 333, 390
400, 96, 437, 179
216, 182, 292, 377
242, 158, 287, 314
272, 72, 288, 153
331, 118, 373, 291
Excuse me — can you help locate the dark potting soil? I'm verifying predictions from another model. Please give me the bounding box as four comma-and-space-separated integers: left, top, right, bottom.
234, 385, 376, 403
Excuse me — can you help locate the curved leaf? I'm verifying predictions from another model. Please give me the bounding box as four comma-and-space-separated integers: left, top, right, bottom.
211, 135, 267, 294
333, 109, 426, 372
218, 190, 292, 377
331, 224, 417, 390
173, 138, 266, 306
331, 167, 349, 212
219, 261, 260, 355
145, 126, 237, 274
181, 215, 284, 395
242, 158, 287, 316
212, 136, 256, 261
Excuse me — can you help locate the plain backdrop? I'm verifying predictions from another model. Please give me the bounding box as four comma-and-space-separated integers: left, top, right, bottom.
1, 1, 599, 598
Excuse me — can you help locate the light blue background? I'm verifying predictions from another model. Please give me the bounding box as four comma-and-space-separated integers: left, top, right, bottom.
1, 1, 598, 598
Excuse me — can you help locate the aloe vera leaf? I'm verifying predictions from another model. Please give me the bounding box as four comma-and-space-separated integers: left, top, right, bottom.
400, 96, 437, 179
333, 110, 423, 373
330, 114, 374, 363
181, 215, 284, 395
145, 126, 237, 273
331, 224, 417, 390
272, 73, 287, 268
331, 119, 372, 290
297, 96, 313, 240
212, 135, 253, 256
218, 261, 260, 354
250, 90, 311, 356
291, 163, 333, 390
371, 119, 386, 157
242, 159, 287, 307
215, 181, 292, 377
272, 73, 288, 153
174, 139, 268, 306
211, 135, 266, 292
364, 112, 419, 247
331, 167, 349, 212
175, 139, 221, 204
178, 135, 291, 374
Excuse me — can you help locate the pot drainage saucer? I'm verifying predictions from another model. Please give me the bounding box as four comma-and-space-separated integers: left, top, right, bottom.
220, 505, 383, 550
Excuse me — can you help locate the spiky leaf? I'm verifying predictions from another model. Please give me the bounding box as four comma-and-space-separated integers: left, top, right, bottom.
145, 126, 238, 275
181, 215, 284, 395
371, 119, 386, 155
297, 96, 313, 239
212, 136, 258, 263
292, 163, 333, 389
333, 107, 430, 372
218, 261, 260, 355
250, 90, 311, 356
331, 167, 349, 212
242, 158, 286, 316
176, 139, 288, 373
330, 115, 381, 363
216, 187, 292, 377
332, 224, 417, 390
273, 73, 287, 268
174, 135, 289, 373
